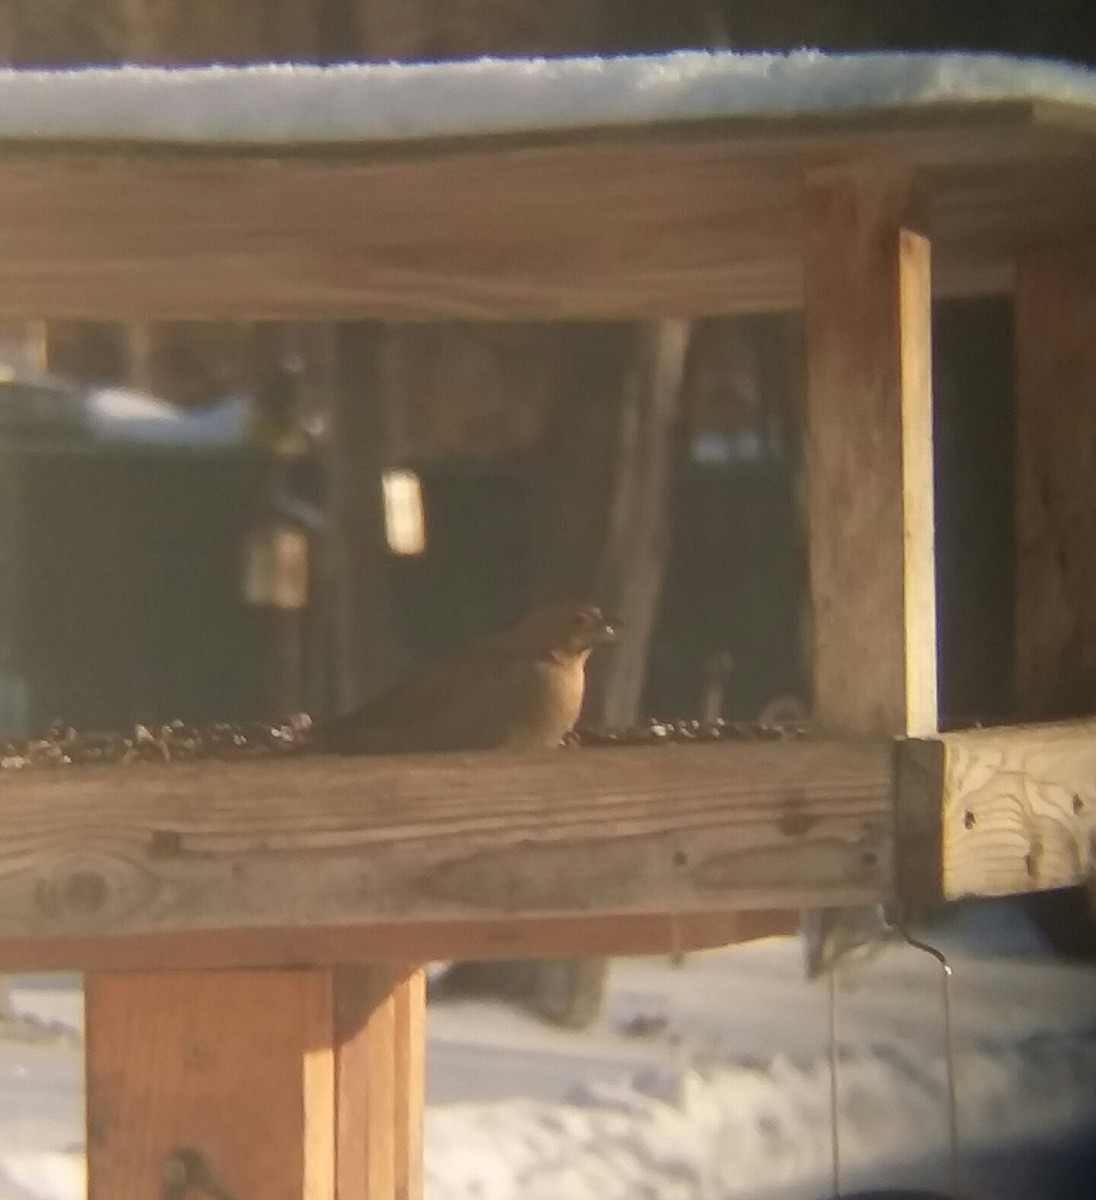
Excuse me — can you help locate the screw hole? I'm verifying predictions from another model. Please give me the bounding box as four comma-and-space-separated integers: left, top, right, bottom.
861, 850, 879, 869
963, 810, 976, 830
672, 849, 688, 867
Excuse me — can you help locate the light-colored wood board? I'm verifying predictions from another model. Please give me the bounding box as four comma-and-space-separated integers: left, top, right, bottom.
0, 909, 796, 973
803, 168, 938, 737
334, 966, 398, 1200
0, 125, 1090, 320
392, 969, 425, 1200
0, 909, 794, 972
937, 719, 1096, 898
331, 964, 425, 1200
86, 969, 336, 1200
0, 742, 892, 952
1014, 243, 1096, 719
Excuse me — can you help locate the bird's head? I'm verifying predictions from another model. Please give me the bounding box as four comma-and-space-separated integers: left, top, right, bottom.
510, 601, 621, 662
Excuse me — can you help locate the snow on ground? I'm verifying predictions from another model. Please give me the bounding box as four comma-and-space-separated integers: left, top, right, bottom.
0, 902, 1094, 1199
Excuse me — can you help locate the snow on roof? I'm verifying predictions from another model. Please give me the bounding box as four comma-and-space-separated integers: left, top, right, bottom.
0, 50, 1094, 146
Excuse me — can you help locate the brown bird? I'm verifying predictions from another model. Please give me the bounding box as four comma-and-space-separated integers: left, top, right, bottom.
320, 601, 619, 754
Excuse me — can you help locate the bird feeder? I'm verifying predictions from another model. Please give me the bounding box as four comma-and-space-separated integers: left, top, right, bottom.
0, 49, 1093, 1199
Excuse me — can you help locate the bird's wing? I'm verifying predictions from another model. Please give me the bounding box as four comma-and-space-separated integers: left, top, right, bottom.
321, 634, 523, 752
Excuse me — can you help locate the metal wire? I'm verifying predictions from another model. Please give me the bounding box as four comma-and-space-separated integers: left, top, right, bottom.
895, 924, 960, 1195
824, 910, 961, 1200
827, 965, 842, 1198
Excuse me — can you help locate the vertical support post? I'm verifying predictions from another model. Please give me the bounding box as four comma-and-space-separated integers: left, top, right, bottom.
801, 169, 938, 964
1015, 242, 1096, 720
87, 965, 426, 1200
1015, 241, 1096, 930
803, 168, 938, 739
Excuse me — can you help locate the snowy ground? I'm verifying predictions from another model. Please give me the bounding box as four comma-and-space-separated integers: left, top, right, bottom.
0, 902, 1094, 1200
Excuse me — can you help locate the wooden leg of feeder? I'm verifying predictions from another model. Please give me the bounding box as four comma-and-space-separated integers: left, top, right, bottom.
1015, 242, 1096, 721
803, 168, 937, 739
86, 965, 425, 1200
802, 170, 937, 926
334, 965, 424, 1200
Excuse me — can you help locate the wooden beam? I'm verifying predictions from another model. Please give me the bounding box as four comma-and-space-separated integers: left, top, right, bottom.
1015, 240, 1096, 719
87, 965, 424, 1200
0, 909, 794, 973
0, 741, 891, 970
0, 125, 1090, 320
803, 168, 938, 738
900, 719, 1096, 901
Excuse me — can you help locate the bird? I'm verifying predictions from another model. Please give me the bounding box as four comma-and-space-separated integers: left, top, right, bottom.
319, 600, 620, 754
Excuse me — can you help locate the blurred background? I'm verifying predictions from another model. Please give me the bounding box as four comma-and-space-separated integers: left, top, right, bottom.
0, 0, 1090, 743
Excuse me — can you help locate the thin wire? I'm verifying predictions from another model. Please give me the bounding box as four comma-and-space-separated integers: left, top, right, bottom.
827, 965, 841, 1198
892, 920, 960, 1196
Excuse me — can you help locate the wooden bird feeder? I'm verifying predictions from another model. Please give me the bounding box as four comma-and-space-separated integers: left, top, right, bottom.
0, 51, 1095, 1199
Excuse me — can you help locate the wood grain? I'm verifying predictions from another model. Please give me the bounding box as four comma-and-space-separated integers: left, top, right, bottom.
0, 104, 1091, 320
803, 169, 938, 737
893, 737, 946, 910
1015, 242, 1096, 719
86, 970, 336, 1200
334, 965, 420, 1200
0, 910, 791, 973
86, 965, 422, 1200
0, 743, 891, 969
393, 969, 424, 1200
936, 719, 1096, 898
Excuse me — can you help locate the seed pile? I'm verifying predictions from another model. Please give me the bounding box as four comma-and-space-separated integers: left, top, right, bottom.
0, 713, 808, 770
0, 716, 314, 770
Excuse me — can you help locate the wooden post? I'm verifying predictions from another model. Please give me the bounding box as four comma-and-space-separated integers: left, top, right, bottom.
87, 965, 425, 1200
803, 169, 938, 739
801, 168, 938, 958
1015, 240, 1096, 931
1015, 242, 1096, 720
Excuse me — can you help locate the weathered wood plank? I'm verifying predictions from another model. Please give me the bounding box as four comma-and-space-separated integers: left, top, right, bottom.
803, 168, 938, 737
1015, 242, 1096, 719
0, 742, 890, 966
86, 970, 336, 1200
0, 909, 795, 973
0, 122, 1090, 320
924, 719, 1096, 899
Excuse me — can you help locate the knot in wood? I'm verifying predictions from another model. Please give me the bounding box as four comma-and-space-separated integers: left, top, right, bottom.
33, 851, 155, 931
63, 870, 107, 913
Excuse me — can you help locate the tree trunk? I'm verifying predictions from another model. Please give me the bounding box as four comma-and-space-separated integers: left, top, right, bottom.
501, 321, 689, 1027
325, 324, 403, 712
536, 321, 690, 727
